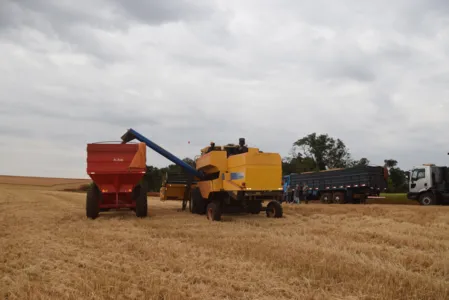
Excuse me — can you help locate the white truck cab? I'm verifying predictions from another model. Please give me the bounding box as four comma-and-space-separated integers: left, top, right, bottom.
407, 164, 449, 205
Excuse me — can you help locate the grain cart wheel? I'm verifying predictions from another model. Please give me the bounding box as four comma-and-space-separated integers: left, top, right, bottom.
332, 192, 345, 204
135, 181, 148, 217
266, 200, 283, 218
86, 184, 100, 219
320, 193, 332, 204
419, 192, 435, 206
206, 201, 222, 221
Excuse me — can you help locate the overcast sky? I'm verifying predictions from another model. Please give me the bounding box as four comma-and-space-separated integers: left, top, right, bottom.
1, 0, 448, 178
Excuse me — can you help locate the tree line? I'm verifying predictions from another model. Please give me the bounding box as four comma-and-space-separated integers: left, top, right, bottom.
143, 133, 409, 193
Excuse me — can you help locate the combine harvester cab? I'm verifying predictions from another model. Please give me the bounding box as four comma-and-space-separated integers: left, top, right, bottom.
85, 142, 148, 219
121, 128, 284, 221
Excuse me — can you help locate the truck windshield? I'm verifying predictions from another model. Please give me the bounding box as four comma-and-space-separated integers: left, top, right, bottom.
411, 168, 425, 181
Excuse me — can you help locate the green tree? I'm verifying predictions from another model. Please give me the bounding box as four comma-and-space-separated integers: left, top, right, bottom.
384, 159, 398, 169
143, 165, 164, 192
383, 158, 408, 193
388, 167, 408, 192
282, 151, 317, 175
182, 157, 196, 168
293, 133, 352, 170
347, 157, 370, 167
356, 157, 370, 166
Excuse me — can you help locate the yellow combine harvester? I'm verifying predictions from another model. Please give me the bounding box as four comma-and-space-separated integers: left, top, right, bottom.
121, 129, 284, 221
190, 139, 283, 220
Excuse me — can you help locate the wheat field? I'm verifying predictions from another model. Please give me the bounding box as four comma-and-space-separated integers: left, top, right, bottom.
0, 183, 448, 300
0, 175, 91, 190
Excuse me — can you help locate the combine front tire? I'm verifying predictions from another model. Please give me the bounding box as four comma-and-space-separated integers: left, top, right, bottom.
190, 187, 206, 214
135, 181, 148, 217
86, 184, 100, 219
266, 200, 283, 218
206, 201, 222, 221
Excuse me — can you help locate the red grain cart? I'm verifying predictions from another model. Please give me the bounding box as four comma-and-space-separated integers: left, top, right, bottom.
86, 142, 148, 219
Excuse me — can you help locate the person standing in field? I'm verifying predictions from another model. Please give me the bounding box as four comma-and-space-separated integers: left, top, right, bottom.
302, 183, 309, 204
283, 180, 289, 203
294, 184, 300, 204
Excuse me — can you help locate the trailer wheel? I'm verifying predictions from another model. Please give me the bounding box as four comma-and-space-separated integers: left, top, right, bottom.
206, 201, 222, 221
333, 192, 345, 204
419, 193, 435, 206
266, 200, 283, 218
135, 181, 148, 217
86, 184, 100, 219
320, 193, 332, 204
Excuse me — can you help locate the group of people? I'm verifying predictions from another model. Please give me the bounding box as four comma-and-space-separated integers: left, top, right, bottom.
282, 181, 310, 204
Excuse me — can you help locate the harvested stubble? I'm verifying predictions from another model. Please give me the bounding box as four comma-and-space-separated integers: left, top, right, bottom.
0, 184, 448, 300
0, 175, 91, 191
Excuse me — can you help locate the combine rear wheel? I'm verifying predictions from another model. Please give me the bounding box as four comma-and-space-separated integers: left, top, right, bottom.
206, 201, 222, 221
86, 184, 100, 219
266, 200, 283, 218
135, 181, 148, 217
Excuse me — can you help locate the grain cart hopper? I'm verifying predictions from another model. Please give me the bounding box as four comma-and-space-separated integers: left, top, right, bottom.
121, 128, 284, 221
85, 142, 148, 219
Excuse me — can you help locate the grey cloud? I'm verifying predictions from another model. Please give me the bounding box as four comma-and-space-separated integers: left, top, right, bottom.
0, 1, 128, 63
1, 0, 128, 30
110, 0, 213, 25
0, 0, 220, 65
0, 125, 35, 138
171, 53, 229, 69
3, 100, 159, 129
320, 60, 376, 82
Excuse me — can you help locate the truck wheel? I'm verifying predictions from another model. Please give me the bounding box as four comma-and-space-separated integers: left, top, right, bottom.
320, 193, 331, 204
266, 200, 283, 218
135, 182, 148, 217
206, 201, 222, 221
419, 193, 435, 206
333, 192, 345, 204
86, 184, 100, 219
